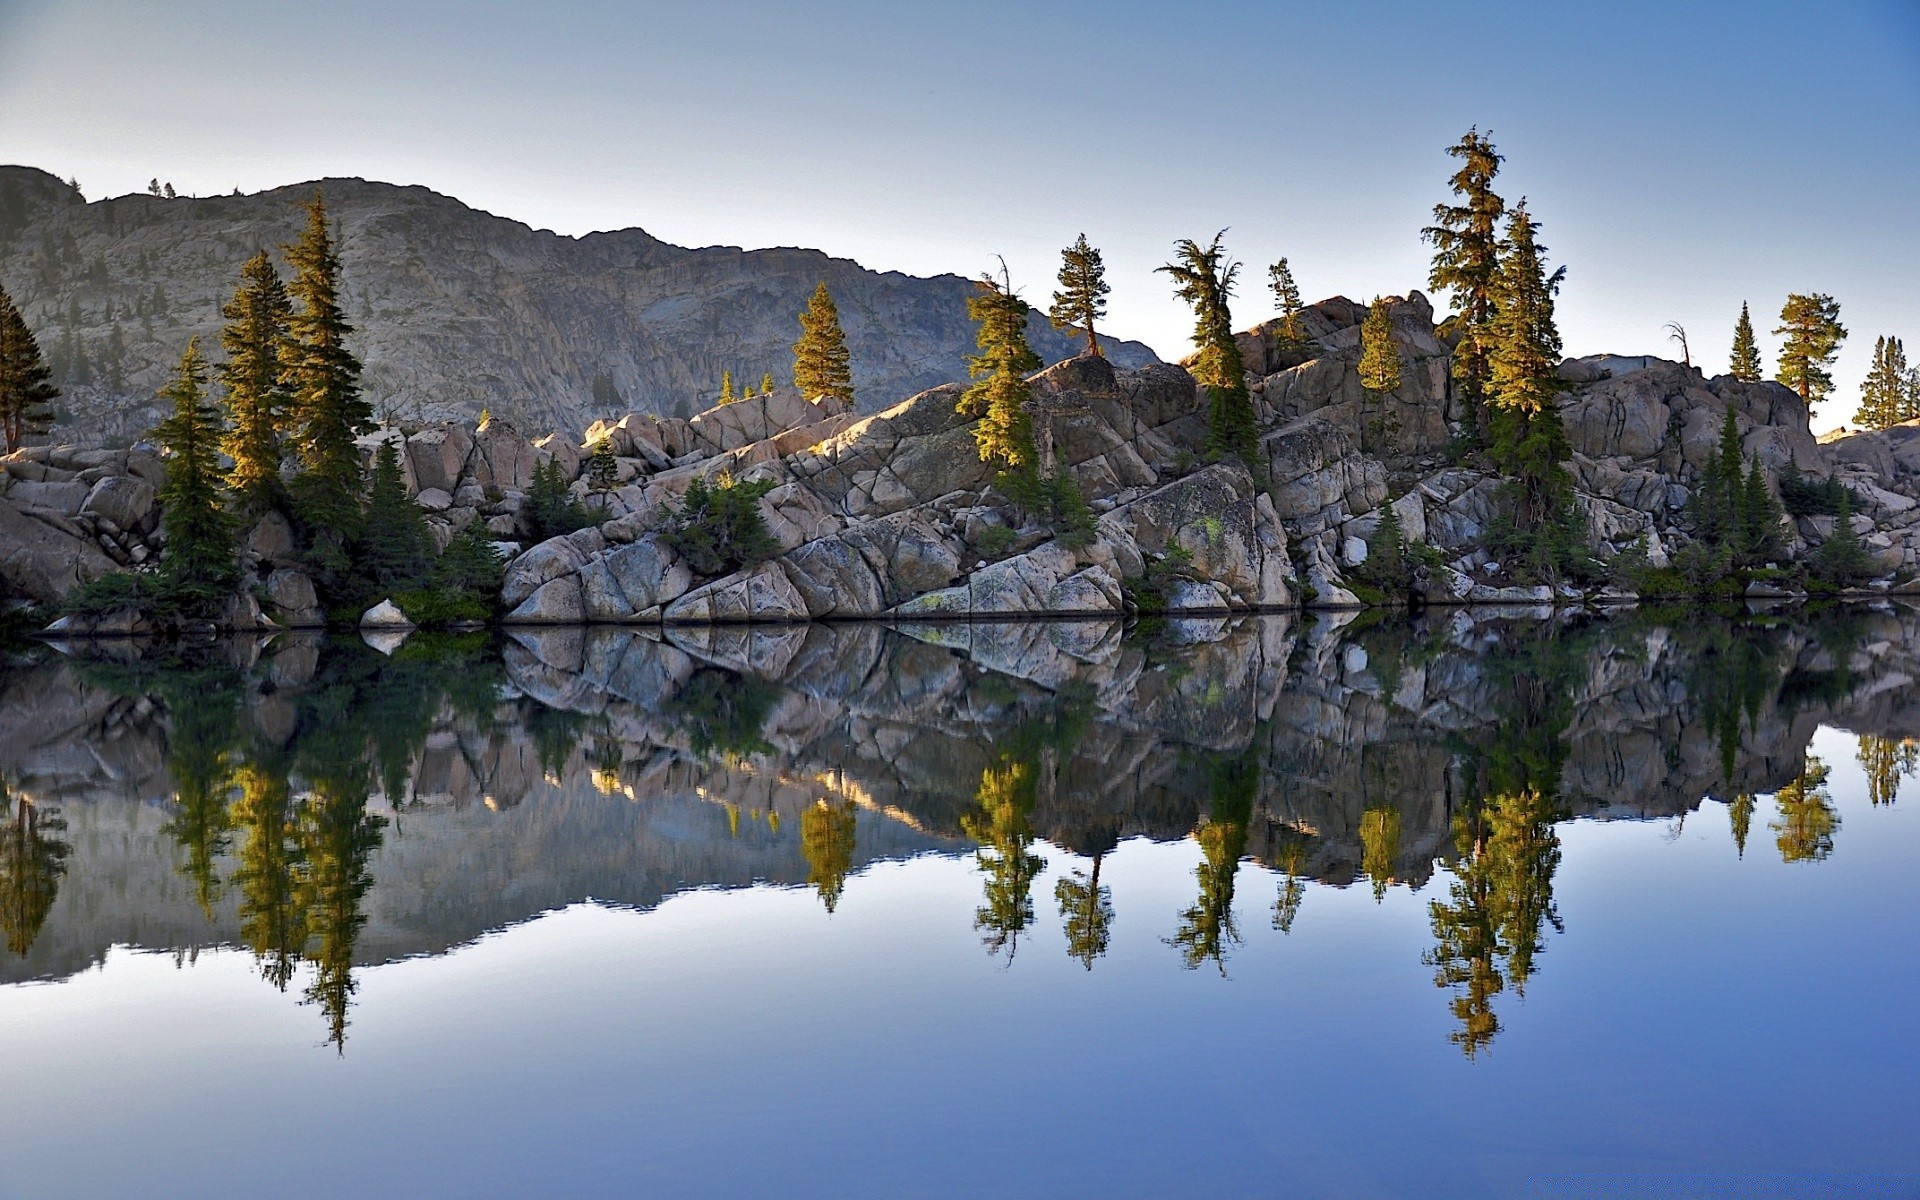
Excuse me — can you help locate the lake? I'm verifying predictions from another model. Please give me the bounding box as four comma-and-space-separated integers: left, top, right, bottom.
0, 610, 1917, 1199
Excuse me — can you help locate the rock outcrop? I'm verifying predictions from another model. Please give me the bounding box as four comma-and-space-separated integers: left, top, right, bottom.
0, 165, 1155, 443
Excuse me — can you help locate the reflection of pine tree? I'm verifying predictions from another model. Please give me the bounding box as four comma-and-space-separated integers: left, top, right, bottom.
0, 788, 70, 958
1771, 757, 1838, 863
1054, 851, 1112, 970
1856, 736, 1917, 807
161, 684, 240, 918
231, 760, 306, 992
801, 799, 857, 913
297, 771, 386, 1053
1270, 824, 1312, 934
963, 762, 1043, 963
1728, 793, 1756, 858
1360, 805, 1402, 903
1424, 788, 1563, 1059
1170, 752, 1255, 974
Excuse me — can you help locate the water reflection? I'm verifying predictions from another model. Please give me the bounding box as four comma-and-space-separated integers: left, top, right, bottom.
5, 604, 1920, 1057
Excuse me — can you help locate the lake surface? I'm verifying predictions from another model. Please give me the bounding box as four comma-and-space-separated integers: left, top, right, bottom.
1, 610, 1917, 1199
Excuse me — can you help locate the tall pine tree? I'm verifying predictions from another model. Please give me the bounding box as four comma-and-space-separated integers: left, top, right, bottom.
1047, 233, 1109, 357
1729, 302, 1762, 383
1358, 297, 1403, 395
0, 283, 58, 452
1268, 257, 1308, 349
1486, 203, 1578, 576
1423, 129, 1507, 416
1774, 293, 1846, 404
218, 251, 294, 514
958, 266, 1041, 472
1159, 232, 1256, 462
1855, 335, 1909, 430
282, 192, 373, 574
792, 283, 854, 406
153, 339, 238, 598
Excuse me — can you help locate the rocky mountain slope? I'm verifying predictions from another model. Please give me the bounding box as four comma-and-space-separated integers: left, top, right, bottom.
0, 165, 1155, 442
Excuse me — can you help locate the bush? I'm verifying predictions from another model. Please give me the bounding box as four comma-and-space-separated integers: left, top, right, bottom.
1123, 546, 1196, 614
658, 472, 779, 577
527, 459, 592, 542
393, 588, 492, 626
1810, 494, 1877, 587
1001, 469, 1096, 548
1779, 466, 1857, 518
972, 524, 1016, 559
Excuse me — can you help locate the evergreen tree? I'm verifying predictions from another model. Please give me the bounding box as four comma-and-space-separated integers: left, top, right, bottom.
356, 439, 433, 593
760, 371, 775, 395
1774, 293, 1846, 404
1693, 405, 1745, 547
1159, 232, 1256, 461
0, 282, 58, 452
153, 339, 238, 598
526, 458, 591, 542
800, 799, 858, 914
1054, 852, 1113, 970
282, 192, 373, 571
585, 435, 619, 508
1729, 301, 1762, 383
1268, 257, 1307, 347
1358, 295, 1404, 437
1855, 335, 1909, 430
1812, 488, 1875, 586
719, 369, 735, 405
958, 266, 1041, 472
1047, 233, 1109, 357
792, 282, 854, 406
434, 519, 505, 607
217, 251, 294, 514
1485, 202, 1578, 575
1423, 128, 1507, 414
1739, 457, 1784, 566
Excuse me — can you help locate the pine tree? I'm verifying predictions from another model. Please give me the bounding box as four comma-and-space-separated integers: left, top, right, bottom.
217, 251, 294, 514
719, 369, 735, 405
1159, 232, 1256, 462
0, 282, 58, 452
434, 519, 505, 607
282, 192, 373, 568
1268, 257, 1308, 349
356, 438, 432, 593
1358, 297, 1403, 395
585, 435, 619, 508
153, 339, 237, 598
1423, 128, 1507, 413
958, 266, 1041, 472
760, 371, 775, 395
1486, 203, 1577, 574
1047, 233, 1109, 357
1739, 456, 1784, 566
1774, 293, 1846, 404
1855, 335, 1909, 430
792, 282, 854, 406
1729, 302, 1762, 382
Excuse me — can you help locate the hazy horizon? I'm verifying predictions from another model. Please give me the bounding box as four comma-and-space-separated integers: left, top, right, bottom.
3, 0, 1916, 430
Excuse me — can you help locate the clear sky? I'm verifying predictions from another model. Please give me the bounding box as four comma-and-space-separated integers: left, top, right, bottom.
2, 0, 1915, 429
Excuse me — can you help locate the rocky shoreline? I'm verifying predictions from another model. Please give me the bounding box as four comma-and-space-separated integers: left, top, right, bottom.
10, 291, 1920, 633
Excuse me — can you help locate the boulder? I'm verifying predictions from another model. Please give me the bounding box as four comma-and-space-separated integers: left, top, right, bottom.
264, 568, 324, 627
0, 499, 116, 603
415, 487, 453, 512
7, 479, 89, 515
360, 599, 415, 629
505, 575, 586, 624
663, 562, 809, 623
79, 475, 157, 531
472, 420, 541, 490
779, 537, 886, 617
405, 424, 474, 494
502, 536, 589, 608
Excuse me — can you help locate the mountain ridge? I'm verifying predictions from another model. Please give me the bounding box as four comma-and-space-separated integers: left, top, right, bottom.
0, 164, 1157, 443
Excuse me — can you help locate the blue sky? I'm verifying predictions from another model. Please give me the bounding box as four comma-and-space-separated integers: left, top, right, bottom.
2, 0, 1915, 428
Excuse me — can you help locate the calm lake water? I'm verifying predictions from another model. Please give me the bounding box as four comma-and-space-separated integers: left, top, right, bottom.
1, 610, 1917, 1199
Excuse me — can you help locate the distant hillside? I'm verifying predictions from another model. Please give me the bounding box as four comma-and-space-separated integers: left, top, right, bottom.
0, 166, 1157, 443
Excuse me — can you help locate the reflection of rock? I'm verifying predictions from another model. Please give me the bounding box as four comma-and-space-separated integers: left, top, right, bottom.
361, 627, 412, 656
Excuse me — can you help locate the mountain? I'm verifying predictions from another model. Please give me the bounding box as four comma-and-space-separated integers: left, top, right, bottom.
0, 166, 1157, 443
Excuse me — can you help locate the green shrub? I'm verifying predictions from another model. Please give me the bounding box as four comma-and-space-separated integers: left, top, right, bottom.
1123, 546, 1196, 614
658, 472, 779, 577
973, 524, 1016, 558
527, 459, 592, 542
1001, 469, 1095, 548
393, 588, 493, 627
1779, 466, 1857, 518
1810, 493, 1877, 587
